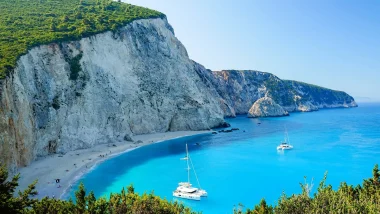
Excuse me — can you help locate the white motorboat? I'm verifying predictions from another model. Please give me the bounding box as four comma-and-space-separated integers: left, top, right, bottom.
173, 144, 207, 200
277, 130, 293, 150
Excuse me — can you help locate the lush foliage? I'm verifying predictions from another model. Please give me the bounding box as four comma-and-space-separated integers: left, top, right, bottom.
0, 0, 164, 78
235, 164, 380, 214
0, 164, 197, 213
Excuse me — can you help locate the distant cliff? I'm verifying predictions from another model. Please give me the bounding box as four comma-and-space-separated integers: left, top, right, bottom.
0, 18, 357, 171
196, 69, 357, 117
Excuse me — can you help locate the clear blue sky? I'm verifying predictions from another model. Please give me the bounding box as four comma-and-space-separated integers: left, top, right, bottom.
125, 0, 380, 102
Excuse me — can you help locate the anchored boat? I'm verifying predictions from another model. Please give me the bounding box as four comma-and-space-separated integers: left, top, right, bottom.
173, 144, 207, 201
277, 129, 293, 150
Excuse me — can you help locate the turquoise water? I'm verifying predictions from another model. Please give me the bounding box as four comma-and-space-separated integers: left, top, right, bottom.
67, 103, 380, 213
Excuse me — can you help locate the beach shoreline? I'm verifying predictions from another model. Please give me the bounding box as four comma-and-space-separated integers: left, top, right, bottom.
16, 130, 211, 199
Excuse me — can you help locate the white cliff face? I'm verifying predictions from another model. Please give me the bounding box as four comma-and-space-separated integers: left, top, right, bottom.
0, 18, 225, 170
248, 97, 289, 118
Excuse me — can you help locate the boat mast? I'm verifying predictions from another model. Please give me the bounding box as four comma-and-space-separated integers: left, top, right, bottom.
186, 144, 190, 184
284, 126, 290, 144
284, 126, 288, 144
189, 153, 202, 190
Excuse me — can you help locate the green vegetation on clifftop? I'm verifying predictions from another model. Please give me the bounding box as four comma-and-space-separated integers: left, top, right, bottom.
0, 0, 164, 78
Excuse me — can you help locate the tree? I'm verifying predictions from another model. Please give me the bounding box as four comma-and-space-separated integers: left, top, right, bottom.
0, 164, 37, 213
373, 164, 379, 186
85, 191, 96, 213
75, 182, 86, 213
251, 199, 273, 214
127, 184, 135, 194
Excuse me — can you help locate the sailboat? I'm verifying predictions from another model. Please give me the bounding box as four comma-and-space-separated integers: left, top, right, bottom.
173, 144, 207, 201
277, 129, 293, 150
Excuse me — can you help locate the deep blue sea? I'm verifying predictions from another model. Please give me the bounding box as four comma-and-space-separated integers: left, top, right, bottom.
67, 103, 380, 213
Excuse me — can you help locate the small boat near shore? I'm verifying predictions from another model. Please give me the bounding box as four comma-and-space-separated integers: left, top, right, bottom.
173, 144, 207, 201
277, 130, 293, 150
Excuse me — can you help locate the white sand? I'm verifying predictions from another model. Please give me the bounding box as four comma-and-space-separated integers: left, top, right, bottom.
16, 131, 211, 199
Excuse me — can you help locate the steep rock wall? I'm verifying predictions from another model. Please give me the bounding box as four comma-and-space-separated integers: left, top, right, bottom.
0, 18, 225, 171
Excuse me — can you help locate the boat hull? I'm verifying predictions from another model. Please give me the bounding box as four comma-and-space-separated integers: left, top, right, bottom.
198, 189, 208, 197
173, 192, 201, 201
277, 146, 293, 150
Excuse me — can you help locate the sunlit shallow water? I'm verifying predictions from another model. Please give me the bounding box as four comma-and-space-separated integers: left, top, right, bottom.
67, 103, 380, 213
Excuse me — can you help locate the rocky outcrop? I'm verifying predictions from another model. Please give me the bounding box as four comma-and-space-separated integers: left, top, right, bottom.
248, 97, 289, 118
0, 18, 357, 171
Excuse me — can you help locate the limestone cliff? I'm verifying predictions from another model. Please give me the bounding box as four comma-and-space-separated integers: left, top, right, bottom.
248, 97, 289, 118
0, 18, 225, 171
0, 18, 357, 171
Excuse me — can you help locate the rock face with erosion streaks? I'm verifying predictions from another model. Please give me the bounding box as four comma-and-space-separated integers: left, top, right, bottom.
248, 97, 289, 118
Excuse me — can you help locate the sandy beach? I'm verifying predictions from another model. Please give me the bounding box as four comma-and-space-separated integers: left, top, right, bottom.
16, 130, 211, 199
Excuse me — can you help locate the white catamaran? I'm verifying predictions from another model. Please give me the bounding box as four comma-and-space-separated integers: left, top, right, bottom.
277, 129, 293, 150
173, 144, 207, 201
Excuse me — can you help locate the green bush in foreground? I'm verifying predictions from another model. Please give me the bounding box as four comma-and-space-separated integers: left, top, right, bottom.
1, 164, 379, 213
0, 0, 164, 79
234, 164, 380, 214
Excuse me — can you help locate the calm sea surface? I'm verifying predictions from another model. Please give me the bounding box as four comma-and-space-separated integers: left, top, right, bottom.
67, 103, 380, 213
